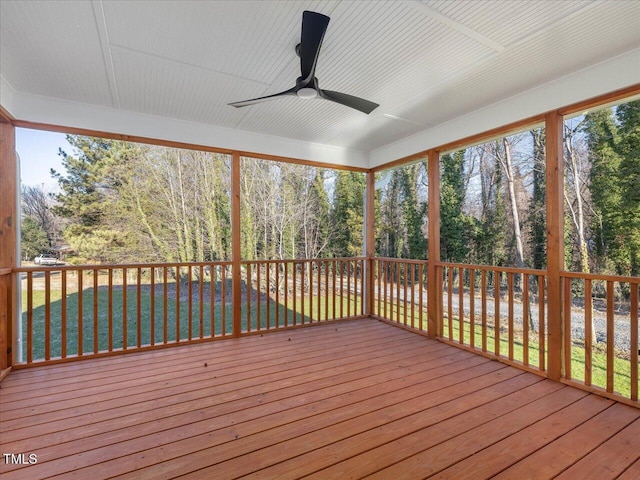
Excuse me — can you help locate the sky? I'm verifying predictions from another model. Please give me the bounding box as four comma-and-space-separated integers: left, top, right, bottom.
16, 128, 72, 190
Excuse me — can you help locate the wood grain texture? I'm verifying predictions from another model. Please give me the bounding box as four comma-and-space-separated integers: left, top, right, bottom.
545, 110, 564, 381
0, 122, 16, 370
427, 149, 440, 337
1, 319, 637, 480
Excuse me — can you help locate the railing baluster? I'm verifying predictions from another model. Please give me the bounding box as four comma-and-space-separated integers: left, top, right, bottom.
418, 263, 424, 331
494, 270, 500, 357
61, 270, 67, 358
187, 265, 193, 341
584, 279, 592, 386
266, 262, 271, 329
332, 260, 337, 320
256, 262, 261, 330
447, 267, 453, 340
44, 270, 51, 360
94, 268, 99, 353
403, 263, 408, 327
630, 282, 638, 402
27, 272, 33, 363
325, 260, 330, 321
410, 264, 415, 329
459, 267, 464, 344
481, 270, 487, 352
137, 267, 142, 347
221, 265, 227, 335
276, 262, 280, 328
246, 263, 251, 332
383, 261, 388, 320
150, 266, 155, 346
210, 264, 216, 337
522, 273, 529, 366
538, 274, 545, 371
606, 280, 614, 393
108, 268, 113, 351
338, 260, 343, 319
395, 262, 400, 324
376, 260, 380, 317
301, 261, 306, 324
199, 265, 204, 339
293, 261, 298, 325
307, 262, 312, 322
122, 267, 127, 350
175, 265, 182, 343
317, 260, 321, 322
163, 267, 168, 344
360, 259, 364, 316
563, 276, 572, 380
284, 262, 289, 327
469, 269, 475, 349
508, 272, 514, 361
77, 269, 82, 356
348, 260, 352, 318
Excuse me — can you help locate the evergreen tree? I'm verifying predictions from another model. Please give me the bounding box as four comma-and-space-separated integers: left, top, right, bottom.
51, 135, 131, 262
615, 101, 640, 275
377, 170, 403, 257
440, 151, 471, 262
331, 171, 365, 257
529, 128, 547, 269
400, 163, 427, 259
21, 217, 49, 261
583, 109, 625, 273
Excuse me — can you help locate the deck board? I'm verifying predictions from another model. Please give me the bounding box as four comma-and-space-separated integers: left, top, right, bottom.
1, 318, 638, 480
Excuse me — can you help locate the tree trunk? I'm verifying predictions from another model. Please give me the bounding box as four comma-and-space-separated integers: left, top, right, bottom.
501, 138, 526, 275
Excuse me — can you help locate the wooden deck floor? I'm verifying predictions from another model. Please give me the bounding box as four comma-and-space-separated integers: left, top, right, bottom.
1, 318, 639, 480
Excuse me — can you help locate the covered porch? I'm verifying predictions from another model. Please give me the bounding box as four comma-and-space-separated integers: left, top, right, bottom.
1, 1, 640, 478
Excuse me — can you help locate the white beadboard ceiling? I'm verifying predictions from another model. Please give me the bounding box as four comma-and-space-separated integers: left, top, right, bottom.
1, 0, 639, 168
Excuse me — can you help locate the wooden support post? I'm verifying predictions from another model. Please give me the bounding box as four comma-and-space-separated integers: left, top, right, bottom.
546, 111, 564, 380
427, 149, 440, 338
0, 117, 16, 370
364, 171, 375, 316
231, 152, 242, 337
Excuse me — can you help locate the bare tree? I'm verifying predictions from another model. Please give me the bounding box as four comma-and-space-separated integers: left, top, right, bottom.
564, 120, 591, 273
21, 184, 60, 246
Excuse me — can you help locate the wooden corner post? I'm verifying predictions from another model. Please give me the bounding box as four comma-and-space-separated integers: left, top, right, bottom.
546, 111, 564, 380
427, 149, 441, 338
364, 171, 375, 316
0, 118, 16, 370
231, 152, 242, 337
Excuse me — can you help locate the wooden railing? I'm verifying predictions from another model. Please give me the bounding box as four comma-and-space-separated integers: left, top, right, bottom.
436, 263, 548, 375
372, 258, 429, 334
0, 267, 11, 373
243, 258, 364, 333
15, 257, 365, 365
17, 262, 233, 364
560, 271, 639, 404
11, 257, 639, 406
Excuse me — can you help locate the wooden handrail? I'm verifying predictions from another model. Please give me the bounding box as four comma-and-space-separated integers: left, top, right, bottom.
560, 270, 640, 284
14, 260, 233, 272
436, 261, 547, 276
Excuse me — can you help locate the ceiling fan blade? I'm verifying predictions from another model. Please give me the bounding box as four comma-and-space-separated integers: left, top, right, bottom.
228, 87, 297, 108
299, 11, 330, 83
319, 89, 379, 114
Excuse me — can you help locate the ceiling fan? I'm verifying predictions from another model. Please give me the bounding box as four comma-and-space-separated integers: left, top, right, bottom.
229, 11, 379, 114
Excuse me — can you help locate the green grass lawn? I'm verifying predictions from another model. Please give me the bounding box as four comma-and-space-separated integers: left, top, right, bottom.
21, 285, 362, 361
